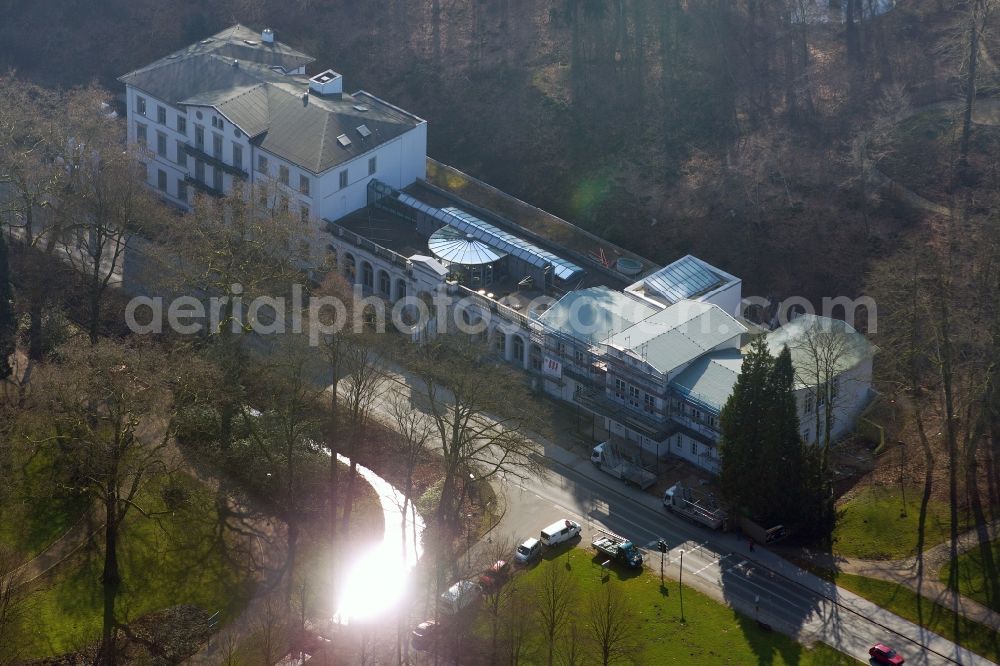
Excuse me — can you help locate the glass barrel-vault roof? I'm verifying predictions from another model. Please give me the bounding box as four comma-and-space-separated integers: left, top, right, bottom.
428, 225, 507, 265
643, 255, 726, 303
394, 193, 585, 282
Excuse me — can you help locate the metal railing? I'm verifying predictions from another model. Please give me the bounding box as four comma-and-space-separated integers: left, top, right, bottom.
325, 220, 411, 270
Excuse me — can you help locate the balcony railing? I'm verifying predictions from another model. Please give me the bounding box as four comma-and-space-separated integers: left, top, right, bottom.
182, 144, 248, 179
325, 220, 410, 270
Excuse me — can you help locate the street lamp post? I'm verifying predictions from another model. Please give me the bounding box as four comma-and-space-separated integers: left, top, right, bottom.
466, 513, 473, 569
678, 549, 685, 622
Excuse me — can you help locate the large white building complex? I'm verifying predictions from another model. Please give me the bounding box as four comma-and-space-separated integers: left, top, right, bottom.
122, 25, 876, 476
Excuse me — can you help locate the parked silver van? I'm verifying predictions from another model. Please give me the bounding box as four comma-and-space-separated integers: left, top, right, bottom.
540, 519, 581, 547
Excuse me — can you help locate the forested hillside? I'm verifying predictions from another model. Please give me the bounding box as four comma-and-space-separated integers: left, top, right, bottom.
1, 0, 994, 299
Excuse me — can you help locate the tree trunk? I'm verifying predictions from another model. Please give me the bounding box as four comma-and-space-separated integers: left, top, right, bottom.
98, 496, 121, 666
959, 1, 981, 170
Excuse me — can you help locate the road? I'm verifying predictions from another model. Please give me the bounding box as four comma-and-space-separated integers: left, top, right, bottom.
486, 442, 997, 666
336, 363, 996, 666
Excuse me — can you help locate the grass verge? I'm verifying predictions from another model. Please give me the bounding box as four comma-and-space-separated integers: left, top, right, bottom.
11, 472, 256, 659
833, 485, 977, 560
512, 547, 855, 665
940, 537, 1000, 613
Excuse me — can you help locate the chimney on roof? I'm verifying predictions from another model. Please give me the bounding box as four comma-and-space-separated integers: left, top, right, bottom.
261, 28, 274, 43
308, 69, 343, 98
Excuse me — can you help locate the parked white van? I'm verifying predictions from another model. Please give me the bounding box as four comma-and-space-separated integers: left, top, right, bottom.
439, 580, 481, 615
540, 519, 582, 547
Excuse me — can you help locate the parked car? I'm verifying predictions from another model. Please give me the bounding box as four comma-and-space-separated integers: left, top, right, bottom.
411, 620, 439, 651
868, 643, 905, 665
479, 560, 511, 590
540, 519, 582, 547
439, 580, 481, 615
514, 537, 542, 564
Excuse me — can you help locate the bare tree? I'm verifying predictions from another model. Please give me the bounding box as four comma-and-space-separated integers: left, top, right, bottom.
406, 335, 547, 531
58, 92, 165, 344
476, 536, 516, 663
500, 579, 535, 666
587, 581, 641, 666
535, 559, 577, 666
30, 337, 173, 666
787, 317, 865, 469
0, 75, 74, 361
154, 181, 316, 448
338, 332, 388, 535
243, 334, 325, 610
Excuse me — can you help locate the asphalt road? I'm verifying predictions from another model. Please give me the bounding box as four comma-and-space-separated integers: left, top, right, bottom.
489, 446, 997, 666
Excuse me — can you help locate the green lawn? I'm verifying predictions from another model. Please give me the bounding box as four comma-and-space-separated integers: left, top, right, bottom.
833, 572, 1000, 664
11, 472, 256, 660
833, 485, 976, 560
0, 444, 88, 559
512, 548, 856, 665
940, 538, 1000, 613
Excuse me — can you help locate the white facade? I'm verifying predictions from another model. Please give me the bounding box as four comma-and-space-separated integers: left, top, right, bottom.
795, 355, 875, 445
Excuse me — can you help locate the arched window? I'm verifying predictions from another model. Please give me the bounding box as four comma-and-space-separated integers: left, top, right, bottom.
362, 262, 374, 289
343, 253, 356, 282
378, 270, 391, 296
512, 335, 525, 365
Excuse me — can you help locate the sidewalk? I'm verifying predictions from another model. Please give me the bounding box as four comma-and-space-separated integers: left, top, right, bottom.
789, 518, 1000, 633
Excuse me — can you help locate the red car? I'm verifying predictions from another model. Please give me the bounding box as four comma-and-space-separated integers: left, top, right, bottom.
869, 643, 905, 665
479, 560, 511, 590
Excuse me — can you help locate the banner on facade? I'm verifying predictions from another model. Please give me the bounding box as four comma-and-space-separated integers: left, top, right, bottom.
542, 356, 562, 378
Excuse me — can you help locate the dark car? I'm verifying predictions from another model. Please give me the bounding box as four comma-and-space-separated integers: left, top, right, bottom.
869, 643, 905, 665
411, 620, 440, 651
479, 560, 511, 590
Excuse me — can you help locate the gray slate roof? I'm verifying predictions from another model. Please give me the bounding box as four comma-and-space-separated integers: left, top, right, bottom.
119, 25, 423, 174
670, 348, 744, 411
604, 300, 746, 376
537, 286, 659, 346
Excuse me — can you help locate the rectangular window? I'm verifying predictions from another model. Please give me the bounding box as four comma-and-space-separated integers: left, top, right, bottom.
628, 385, 640, 408
136, 96, 146, 116
614, 378, 626, 400
156, 131, 166, 157
194, 159, 205, 183
278, 195, 289, 213
156, 105, 166, 124
279, 164, 289, 185
213, 167, 223, 192
300, 204, 310, 223
157, 169, 167, 191
194, 125, 204, 150
257, 154, 268, 173
213, 134, 223, 160
368, 156, 377, 175
339, 169, 348, 189
176, 140, 186, 167
644, 394, 656, 414
804, 394, 813, 413
232, 144, 243, 171
136, 122, 147, 147
177, 116, 186, 134
299, 174, 310, 195
177, 180, 187, 202
691, 440, 697, 454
